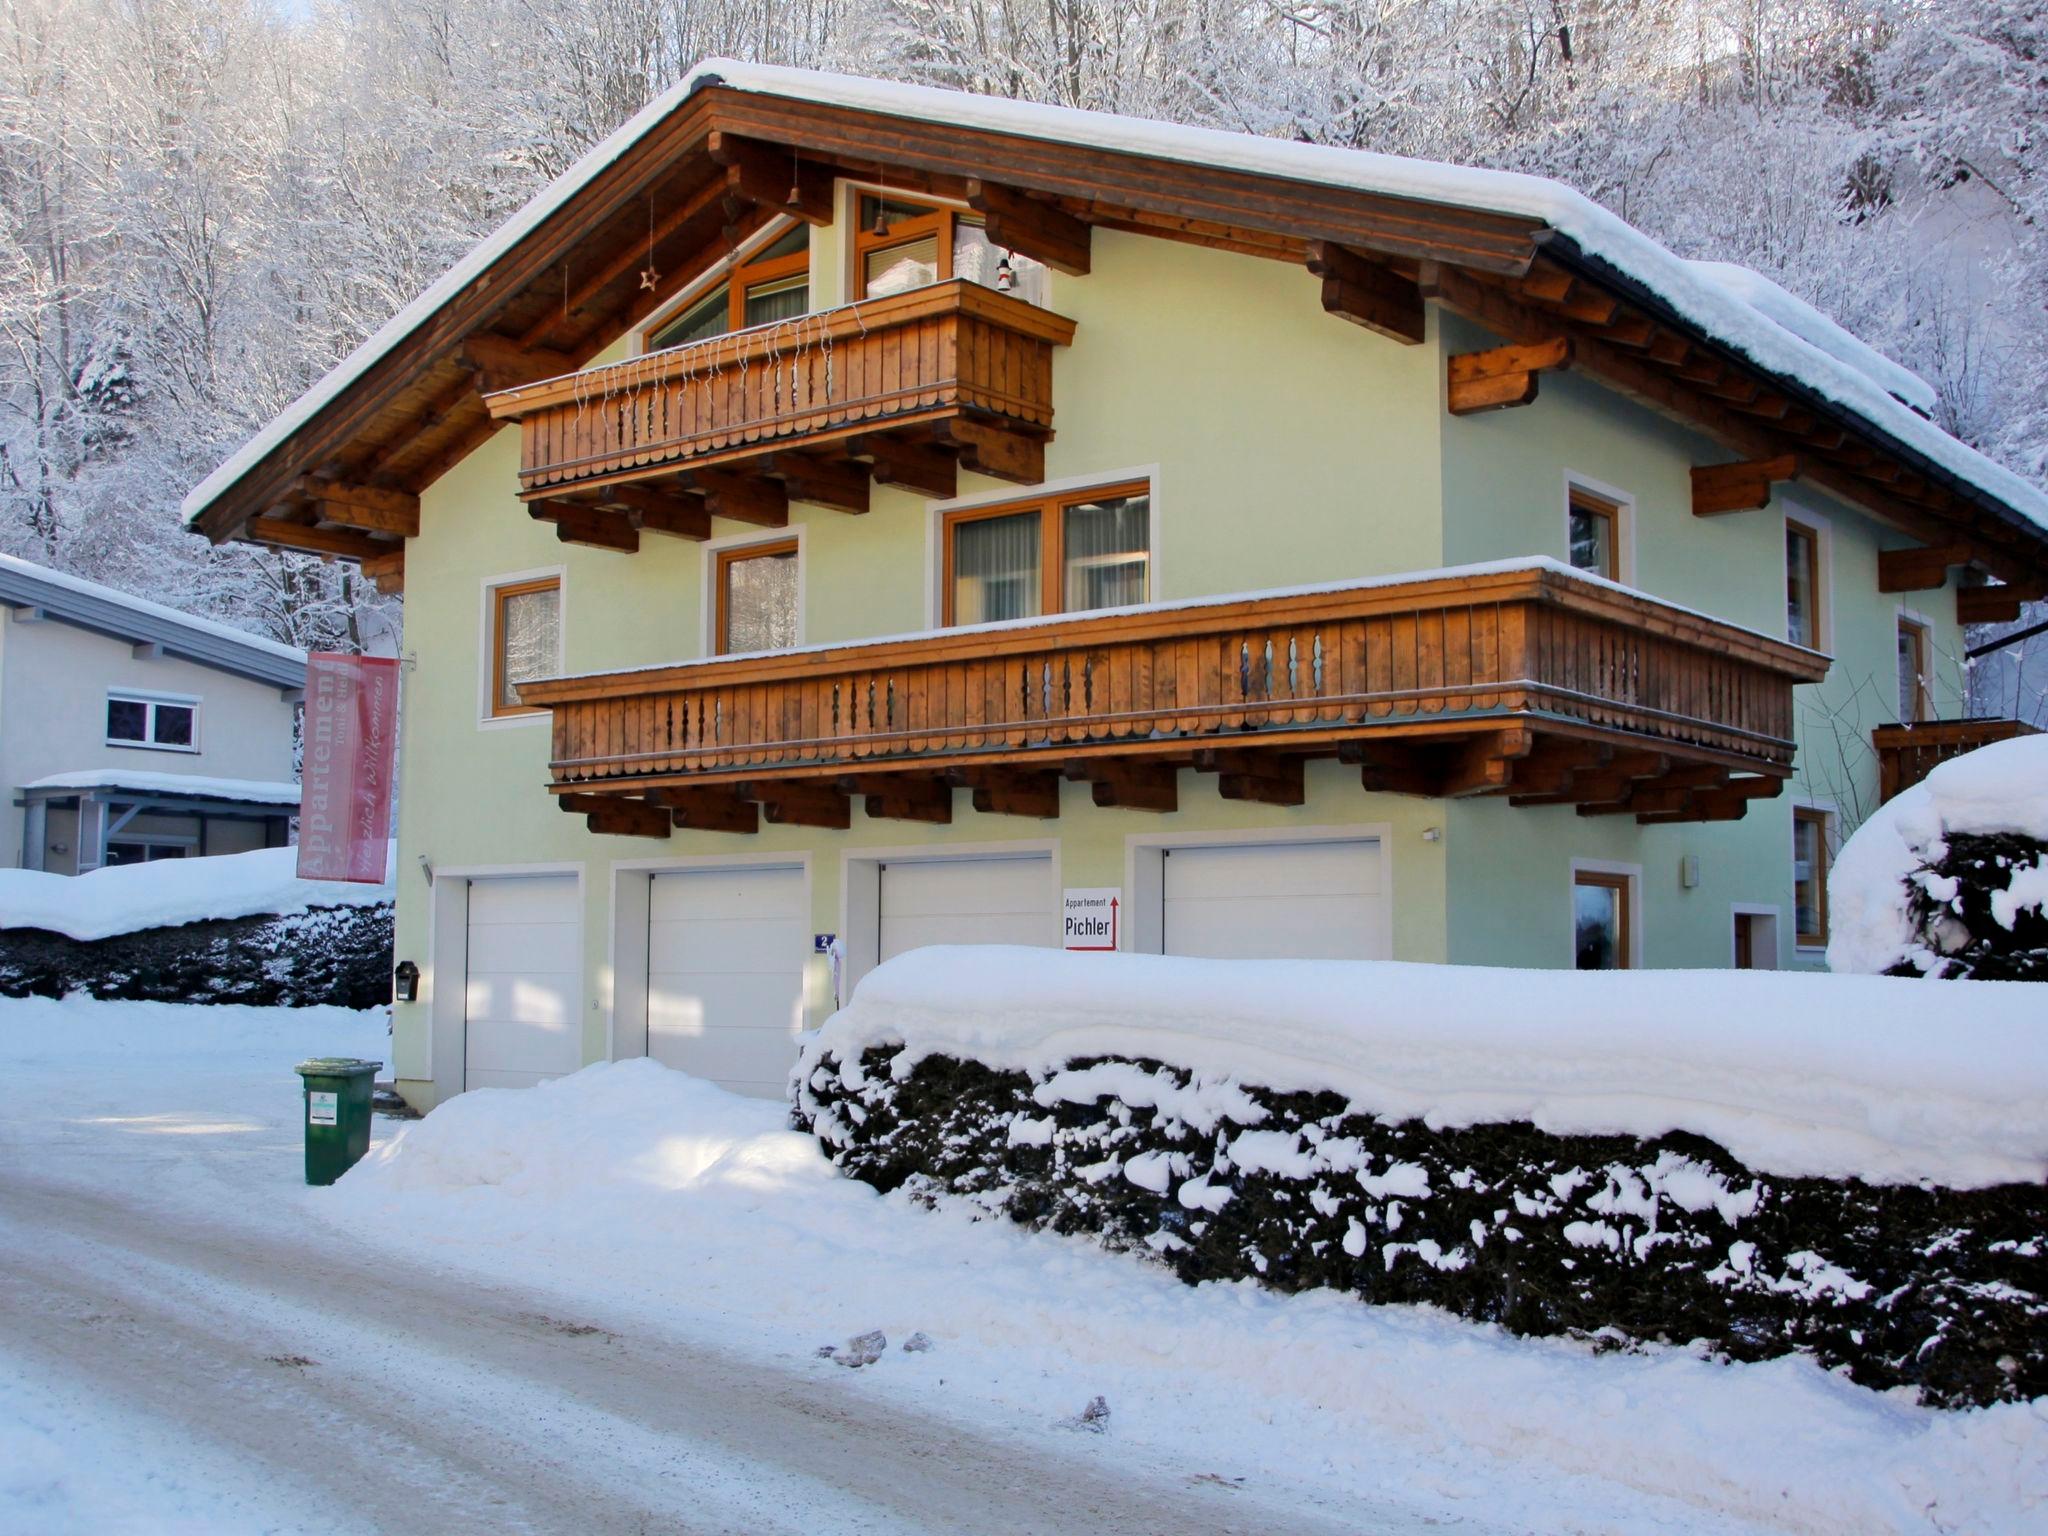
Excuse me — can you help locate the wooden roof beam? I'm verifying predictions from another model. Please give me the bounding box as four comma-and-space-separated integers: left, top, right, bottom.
1304, 241, 1424, 345
1957, 582, 2047, 626
964, 178, 1092, 275
1692, 455, 1801, 517
359, 549, 405, 596
460, 334, 575, 394
245, 516, 394, 562
296, 478, 421, 538
1878, 542, 1973, 593
1447, 337, 1571, 415
707, 131, 837, 226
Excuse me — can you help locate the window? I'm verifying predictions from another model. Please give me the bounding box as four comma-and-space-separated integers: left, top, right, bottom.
490, 576, 561, 718
1793, 808, 1831, 948
942, 482, 1151, 626
854, 193, 1049, 306
1897, 617, 1931, 722
107, 693, 196, 751
715, 539, 800, 654
105, 840, 189, 866
1567, 487, 1622, 580
1786, 518, 1823, 647
1573, 869, 1633, 970
645, 223, 810, 352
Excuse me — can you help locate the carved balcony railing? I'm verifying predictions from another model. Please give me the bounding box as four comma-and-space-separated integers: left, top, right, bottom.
517, 563, 1831, 835
483, 281, 1077, 506
1873, 718, 2039, 804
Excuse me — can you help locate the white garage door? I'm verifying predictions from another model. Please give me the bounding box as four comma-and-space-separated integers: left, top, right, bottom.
879, 854, 1057, 963
648, 865, 806, 1099
464, 874, 582, 1092
1162, 840, 1388, 961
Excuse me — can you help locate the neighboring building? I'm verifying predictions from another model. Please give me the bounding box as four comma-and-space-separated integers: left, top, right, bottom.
0, 556, 305, 873
181, 64, 2048, 1110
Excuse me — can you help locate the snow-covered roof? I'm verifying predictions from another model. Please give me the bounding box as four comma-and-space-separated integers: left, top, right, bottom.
0, 553, 305, 687
181, 59, 2048, 542
0, 842, 390, 941
20, 770, 301, 807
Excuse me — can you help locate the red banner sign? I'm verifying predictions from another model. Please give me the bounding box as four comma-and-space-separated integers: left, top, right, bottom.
298, 654, 400, 884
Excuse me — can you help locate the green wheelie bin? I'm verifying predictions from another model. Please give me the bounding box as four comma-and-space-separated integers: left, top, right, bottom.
294, 1058, 381, 1186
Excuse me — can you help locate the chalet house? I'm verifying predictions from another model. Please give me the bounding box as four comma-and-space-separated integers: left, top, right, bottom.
1, 555, 305, 872
182, 64, 2048, 1110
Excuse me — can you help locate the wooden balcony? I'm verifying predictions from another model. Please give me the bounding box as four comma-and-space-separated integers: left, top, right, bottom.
482, 281, 1076, 536
1873, 718, 2039, 804
517, 563, 1830, 836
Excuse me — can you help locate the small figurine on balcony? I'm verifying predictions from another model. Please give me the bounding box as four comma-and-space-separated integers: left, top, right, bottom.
997, 252, 1016, 292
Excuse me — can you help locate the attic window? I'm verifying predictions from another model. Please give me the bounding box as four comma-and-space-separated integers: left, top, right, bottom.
646, 223, 810, 352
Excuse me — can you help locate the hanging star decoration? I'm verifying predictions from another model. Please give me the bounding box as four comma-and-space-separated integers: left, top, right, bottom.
638, 196, 660, 292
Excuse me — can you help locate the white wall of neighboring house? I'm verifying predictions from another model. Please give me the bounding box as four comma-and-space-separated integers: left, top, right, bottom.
0, 608, 301, 871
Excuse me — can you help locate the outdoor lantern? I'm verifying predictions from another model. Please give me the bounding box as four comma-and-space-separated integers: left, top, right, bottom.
393, 960, 420, 1004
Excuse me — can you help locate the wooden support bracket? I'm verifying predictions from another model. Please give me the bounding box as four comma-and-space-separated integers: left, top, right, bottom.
1447, 337, 1571, 415
747, 781, 851, 830
842, 774, 953, 825
687, 470, 789, 528
1440, 728, 1535, 797
1877, 542, 1972, 593
936, 417, 1045, 484
707, 131, 837, 226
601, 485, 711, 541
296, 478, 421, 538
1957, 582, 2046, 626
964, 179, 1092, 275
559, 793, 671, 839
534, 501, 639, 553
460, 334, 575, 395
1066, 760, 1177, 813
949, 768, 1061, 819
1304, 241, 1424, 345
1195, 749, 1306, 807
1691, 455, 1801, 516
855, 436, 958, 499
245, 517, 393, 562
647, 786, 760, 834
763, 453, 870, 514
359, 550, 405, 596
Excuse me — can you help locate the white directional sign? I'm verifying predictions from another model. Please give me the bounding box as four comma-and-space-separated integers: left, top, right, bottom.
1063, 887, 1121, 951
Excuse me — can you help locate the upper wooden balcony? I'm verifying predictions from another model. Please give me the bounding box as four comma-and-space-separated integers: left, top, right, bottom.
482, 281, 1076, 542
516, 562, 1830, 837
1873, 717, 2039, 804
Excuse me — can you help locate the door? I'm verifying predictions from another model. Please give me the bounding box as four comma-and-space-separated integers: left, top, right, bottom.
463, 874, 582, 1091
878, 854, 1058, 963
1160, 839, 1387, 960
647, 865, 807, 1098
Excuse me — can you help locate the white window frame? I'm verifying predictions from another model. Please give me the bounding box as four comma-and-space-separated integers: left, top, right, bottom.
1562, 470, 1636, 587
105, 689, 200, 754
1789, 798, 1838, 955
700, 524, 807, 656
923, 464, 1164, 630
1781, 501, 1834, 653
1568, 857, 1643, 970
477, 565, 566, 731
630, 216, 809, 357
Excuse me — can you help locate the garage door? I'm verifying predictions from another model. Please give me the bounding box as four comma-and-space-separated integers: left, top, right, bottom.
647, 865, 806, 1098
464, 874, 582, 1091
1161, 840, 1387, 960
879, 854, 1057, 963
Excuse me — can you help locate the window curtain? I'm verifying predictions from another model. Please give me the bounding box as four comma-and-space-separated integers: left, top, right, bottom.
864, 234, 940, 298
726, 552, 800, 653
1062, 494, 1149, 612
743, 276, 808, 329
953, 511, 1042, 624
500, 588, 560, 708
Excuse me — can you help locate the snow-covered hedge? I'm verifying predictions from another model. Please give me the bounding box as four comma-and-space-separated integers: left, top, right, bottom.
1830, 735, 2048, 979
794, 949, 2048, 1408
0, 846, 393, 1008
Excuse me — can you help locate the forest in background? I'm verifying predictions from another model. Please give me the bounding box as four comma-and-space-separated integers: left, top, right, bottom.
0, 0, 2041, 710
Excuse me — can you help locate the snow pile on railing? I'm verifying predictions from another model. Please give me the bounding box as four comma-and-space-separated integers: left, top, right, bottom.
803, 947, 2048, 1190
1830, 734, 2048, 977
0, 843, 394, 942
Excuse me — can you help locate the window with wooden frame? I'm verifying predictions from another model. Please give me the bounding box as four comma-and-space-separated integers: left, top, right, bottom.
714, 538, 800, 655
489, 575, 561, 718
941, 481, 1151, 627
1786, 518, 1823, 648
1567, 486, 1623, 581
1896, 616, 1932, 722
854, 192, 1049, 305
645, 223, 810, 352
1573, 869, 1633, 970
1792, 807, 1831, 947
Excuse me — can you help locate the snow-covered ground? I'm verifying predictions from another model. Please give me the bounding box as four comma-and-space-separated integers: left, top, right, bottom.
3, 994, 2038, 1535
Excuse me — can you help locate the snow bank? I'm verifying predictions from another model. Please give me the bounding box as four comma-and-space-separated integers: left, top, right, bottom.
0, 843, 393, 942
808, 947, 2048, 1188
1830, 735, 2048, 975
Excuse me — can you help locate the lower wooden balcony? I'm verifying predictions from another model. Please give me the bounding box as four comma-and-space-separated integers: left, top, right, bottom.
518, 562, 1828, 837
1873, 718, 2039, 804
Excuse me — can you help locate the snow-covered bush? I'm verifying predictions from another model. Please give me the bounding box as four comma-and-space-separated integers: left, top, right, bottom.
1829, 735, 2048, 978
794, 949, 2048, 1408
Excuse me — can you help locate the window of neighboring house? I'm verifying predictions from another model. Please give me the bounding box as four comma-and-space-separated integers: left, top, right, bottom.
1786, 518, 1824, 647
855, 193, 1049, 305
1793, 807, 1831, 948
1897, 617, 1932, 722
105, 839, 190, 867
1573, 869, 1633, 970
645, 223, 811, 352
107, 693, 196, 751
942, 482, 1151, 626
715, 539, 800, 655
1567, 486, 1623, 581
489, 576, 561, 718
